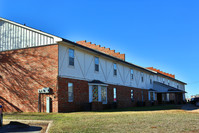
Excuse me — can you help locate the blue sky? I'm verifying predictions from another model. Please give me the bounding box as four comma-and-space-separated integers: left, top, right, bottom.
0, 0, 198, 98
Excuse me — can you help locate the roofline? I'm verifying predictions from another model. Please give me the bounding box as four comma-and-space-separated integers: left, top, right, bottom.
0, 17, 62, 42
61, 39, 155, 74
156, 73, 187, 85
61, 39, 187, 84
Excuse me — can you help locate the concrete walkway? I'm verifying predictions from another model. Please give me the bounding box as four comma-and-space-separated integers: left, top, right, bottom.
181, 104, 199, 112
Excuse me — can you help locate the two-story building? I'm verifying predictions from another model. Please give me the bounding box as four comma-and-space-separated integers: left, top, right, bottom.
0, 17, 186, 112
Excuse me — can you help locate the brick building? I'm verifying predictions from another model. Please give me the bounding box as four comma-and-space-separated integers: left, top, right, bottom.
0, 17, 186, 112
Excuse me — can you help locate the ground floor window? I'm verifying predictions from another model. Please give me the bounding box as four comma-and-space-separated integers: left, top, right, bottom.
89, 84, 107, 104
141, 90, 144, 101
101, 86, 107, 104
68, 82, 74, 102
162, 93, 167, 101
92, 85, 98, 101
113, 88, 117, 102
150, 92, 154, 101
131, 90, 134, 101
155, 93, 157, 101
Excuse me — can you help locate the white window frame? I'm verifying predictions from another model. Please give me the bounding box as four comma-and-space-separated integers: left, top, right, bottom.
101, 86, 107, 104
113, 88, 117, 102
113, 63, 117, 76
69, 48, 74, 66
131, 89, 134, 101
131, 69, 134, 80
95, 57, 99, 72
88, 84, 108, 104
68, 82, 74, 102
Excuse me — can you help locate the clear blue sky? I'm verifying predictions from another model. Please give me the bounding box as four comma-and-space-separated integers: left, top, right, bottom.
0, 0, 198, 98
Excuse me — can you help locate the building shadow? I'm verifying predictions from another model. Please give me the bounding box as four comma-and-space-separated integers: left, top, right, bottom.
181, 103, 199, 111
95, 104, 183, 113
0, 121, 42, 133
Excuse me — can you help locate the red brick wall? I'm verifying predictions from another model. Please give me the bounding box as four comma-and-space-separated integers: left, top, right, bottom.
58, 77, 89, 112
107, 85, 149, 108
0, 45, 59, 112
58, 77, 150, 112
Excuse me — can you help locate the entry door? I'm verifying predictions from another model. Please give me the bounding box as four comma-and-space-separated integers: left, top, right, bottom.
46, 97, 51, 113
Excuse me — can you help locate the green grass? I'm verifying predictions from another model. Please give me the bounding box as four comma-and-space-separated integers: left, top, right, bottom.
3, 105, 199, 133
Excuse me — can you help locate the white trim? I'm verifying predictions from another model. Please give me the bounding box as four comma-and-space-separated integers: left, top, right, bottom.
153, 92, 156, 101
89, 85, 92, 103
167, 93, 170, 101
88, 83, 108, 86
98, 86, 101, 102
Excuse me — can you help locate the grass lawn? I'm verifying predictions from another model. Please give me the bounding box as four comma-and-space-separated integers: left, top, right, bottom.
3, 105, 199, 133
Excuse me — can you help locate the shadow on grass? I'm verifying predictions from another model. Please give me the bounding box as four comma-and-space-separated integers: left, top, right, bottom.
97, 105, 183, 112
0, 121, 42, 132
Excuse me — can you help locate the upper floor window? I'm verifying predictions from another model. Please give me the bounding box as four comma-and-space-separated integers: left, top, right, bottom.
163, 78, 165, 83
168, 80, 170, 85
141, 72, 144, 82
150, 79, 152, 84
95, 57, 99, 72
69, 48, 74, 66
68, 82, 74, 102
113, 88, 117, 102
131, 69, 134, 80
177, 84, 179, 89
113, 63, 117, 76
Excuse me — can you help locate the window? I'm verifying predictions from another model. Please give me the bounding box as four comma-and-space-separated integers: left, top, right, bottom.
163, 78, 165, 83
141, 72, 144, 82
168, 80, 170, 85
177, 84, 179, 89
113, 63, 117, 76
69, 48, 74, 66
162, 93, 167, 101
68, 83, 73, 102
92, 85, 98, 101
131, 69, 134, 79
95, 57, 99, 72
141, 90, 144, 101
113, 88, 117, 102
131, 90, 134, 101
101, 86, 107, 104
150, 92, 154, 101
150, 79, 152, 84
